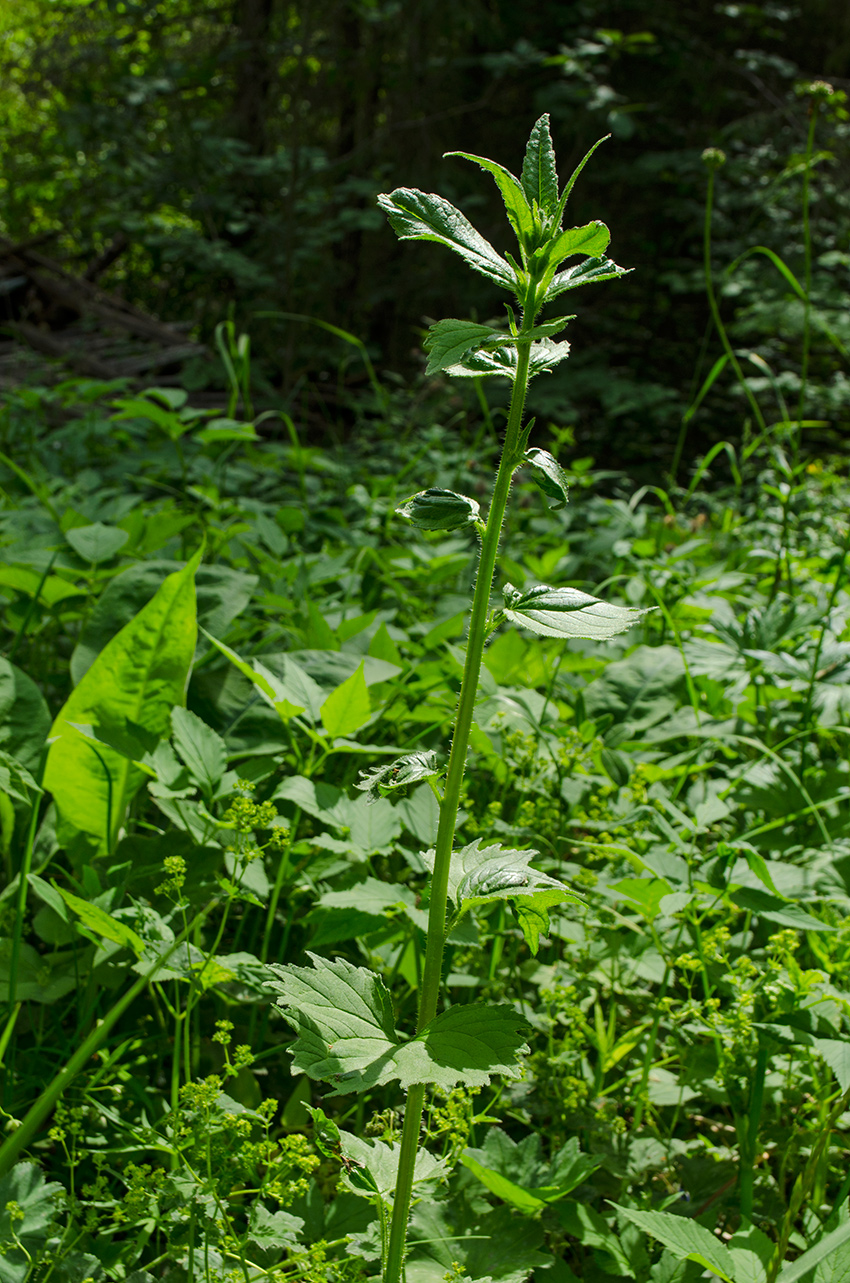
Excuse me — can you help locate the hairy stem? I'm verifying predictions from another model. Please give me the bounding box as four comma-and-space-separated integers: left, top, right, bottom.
383, 322, 534, 1283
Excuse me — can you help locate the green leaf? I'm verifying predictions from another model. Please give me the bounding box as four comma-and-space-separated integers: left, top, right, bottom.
266, 953, 529, 1093
65, 523, 129, 564
813, 1038, 850, 1093
612, 877, 675, 920
546, 221, 611, 267
0, 658, 51, 771
195, 418, 257, 445
55, 887, 145, 955
777, 1221, 850, 1283
521, 113, 559, 215
461, 1132, 601, 1215
203, 632, 323, 724
377, 188, 516, 288
544, 255, 631, 302
729, 886, 833, 932
556, 1201, 635, 1277
320, 663, 372, 738
355, 750, 441, 803
525, 447, 571, 508
611, 1206, 736, 1283
43, 551, 201, 853
443, 337, 571, 380
310, 1107, 447, 1205
0, 1163, 62, 1283
444, 151, 534, 244
513, 889, 575, 954
170, 706, 228, 803
396, 488, 481, 530
423, 319, 503, 376
502, 582, 649, 641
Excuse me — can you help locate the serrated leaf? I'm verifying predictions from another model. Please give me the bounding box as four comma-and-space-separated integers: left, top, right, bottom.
377, 188, 516, 288
525, 448, 571, 507
396, 488, 481, 530
266, 953, 529, 1093
521, 113, 559, 215
320, 662, 372, 738
444, 150, 534, 244
611, 1206, 736, 1283
544, 254, 631, 302
513, 889, 573, 954
423, 319, 503, 376
546, 221, 611, 267
502, 582, 649, 641
444, 337, 571, 381
355, 750, 440, 803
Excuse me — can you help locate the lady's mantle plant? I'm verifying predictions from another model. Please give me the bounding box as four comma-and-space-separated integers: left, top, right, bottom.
263, 115, 646, 1281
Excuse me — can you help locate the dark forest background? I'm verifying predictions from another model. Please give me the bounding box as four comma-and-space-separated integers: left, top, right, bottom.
1, 0, 849, 473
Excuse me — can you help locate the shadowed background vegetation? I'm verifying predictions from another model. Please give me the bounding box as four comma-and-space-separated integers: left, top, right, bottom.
1, 0, 849, 469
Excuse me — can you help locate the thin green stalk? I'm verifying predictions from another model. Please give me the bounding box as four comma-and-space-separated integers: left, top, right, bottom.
383, 324, 534, 1283
795, 106, 818, 465
739, 1045, 768, 1221
0, 901, 215, 1178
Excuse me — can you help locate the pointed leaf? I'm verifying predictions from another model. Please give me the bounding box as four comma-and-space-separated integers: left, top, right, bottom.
320, 663, 372, 739
65, 523, 130, 564
551, 134, 610, 227
778, 1221, 850, 1283
56, 887, 146, 955
396, 488, 481, 530
521, 114, 559, 215
525, 448, 571, 508
377, 188, 516, 288
445, 151, 534, 244
266, 954, 529, 1093
44, 552, 201, 853
355, 750, 441, 804
170, 706, 227, 802
423, 319, 503, 376
546, 221, 611, 267
502, 582, 649, 641
611, 1206, 736, 1283
545, 255, 631, 302
513, 889, 574, 954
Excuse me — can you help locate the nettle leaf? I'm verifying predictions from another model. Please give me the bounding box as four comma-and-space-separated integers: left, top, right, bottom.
377, 188, 516, 289
544, 255, 632, 302
444, 151, 534, 244
266, 953, 529, 1093
521, 113, 559, 215
423, 839, 581, 954
524, 448, 570, 508
611, 1205, 736, 1283
444, 338, 570, 381
355, 750, 441, 804
502, 582, 650, 641
424, 319, 503, 376
396, 488, 481, 530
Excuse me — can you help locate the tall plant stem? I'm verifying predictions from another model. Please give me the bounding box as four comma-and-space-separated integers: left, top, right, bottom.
383, 326, 534, 1283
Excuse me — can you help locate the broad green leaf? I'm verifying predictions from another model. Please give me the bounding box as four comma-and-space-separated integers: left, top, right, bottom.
408, 1200, 548, 1283
310, 1107, 447, 1204
71, 561, 257, 684
195, 418, 257, 445
377, 188, 516, 288
396, 487, 481, 530
461, 1132, 601, 1214
203, 632, 321, 724
525, 447, 571, 507
266, 953, 529, 1093
729, 887, 833, 932
0, 749, 40, 807
43, 551, 201, 853
0, 565, 83, 607
612, 877, 675, 920
320, 663, 371, 738
423, 319, 502, 375
0, 658, 51, 771
778, 1221, 850, 1283
355, 750, 440, 803
0, 1163, 62, 1283
813, 1038, 850, 1093
513, 888, 576, 954
461, 1151, 564, 1214
443, 337, 571, 380
444, 150, 534, 243
728, 1224, 774, 1283
502, 582, 649, 641
556, 1201, 635, 1277
544, 255, 631, 302
170, 706, 227, 803
521, 113, 559, 215
56, 887, 145, 955
546, 221, 611, 268
65, 523, 129, 564
611, 1206, 736, 1283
